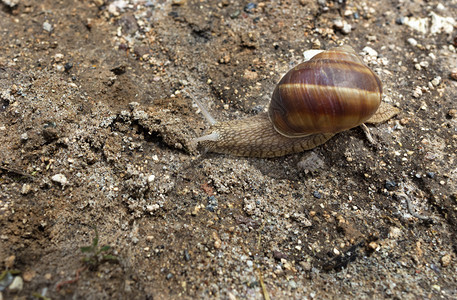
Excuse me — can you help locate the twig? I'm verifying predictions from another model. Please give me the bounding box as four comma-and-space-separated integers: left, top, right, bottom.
0, 165, 35, 180
360, 123, 375, 144
55, 266, 87, 291
258, 270, 270, 300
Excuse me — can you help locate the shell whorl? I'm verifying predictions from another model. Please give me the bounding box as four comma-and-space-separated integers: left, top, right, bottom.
268, 46, 382, 137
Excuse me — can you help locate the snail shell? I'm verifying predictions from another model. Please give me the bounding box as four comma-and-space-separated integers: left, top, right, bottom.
269, 45, 382, 137
193, 45, 398, 157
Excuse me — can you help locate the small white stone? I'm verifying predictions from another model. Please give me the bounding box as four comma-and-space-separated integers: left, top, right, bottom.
407, 38, 417, 46
147, 174, 155, 182
362, 46, 378, 57
54, 53, 64, 62
8, 276, 23, 292
55, 64, 64, 72
146, 204, 159, 212
436, 3, 445, 10
412, 87, 423, 98
431, 76, 441, 86
341, 23, 352, 34
20, 132, 28, 141
333, 19, 344, 29
430, 12, 455, 34
21, 184, 32, 195
152, 155, 159, 161
403, 16, 428, 34
51, 174, 68, 186
43, 21, 53, 32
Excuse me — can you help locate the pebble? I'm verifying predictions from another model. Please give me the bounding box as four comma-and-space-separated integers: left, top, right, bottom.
8, 276, 23, 292
341, 23, 352, 34
426, 172, 435, 179
64, 63, 73, 72
333, 19, 344, 30
2, 0, 19, 7
385, 180, 396, 191
43, 21, 53, 32
289, 280, 297, 289
333, 19, 352, 34
441, 254, 451, 267
389, 227, 402, 238
419, 61, 429, 68
430, 12, 455, 34
450, 69, 457, 81
51, 174, 68, 186
5, 255, 15, 268
362, 46, 378, 57
431, 76, 441, 87
243, 2, 256, 13
403, 16, 428, 34
21, 183, 32, 195
147, 174, 155, 182
312, 191, 322, 199
206, 196, 218, 212
407, 38, 418, 47
20, 132, 28, 141
22, 270, 36, 282
54, 53, 64, 62
183, 250, 191, 261
395, 17, 405, 25
368, 242, 379, 251
55, 64, 64, 72
412, 86, 422, 98
146, 204, 159, 212
447, 109, 457, 118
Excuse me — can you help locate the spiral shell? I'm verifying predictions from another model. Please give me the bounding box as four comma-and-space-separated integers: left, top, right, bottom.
268, 45, 382, 137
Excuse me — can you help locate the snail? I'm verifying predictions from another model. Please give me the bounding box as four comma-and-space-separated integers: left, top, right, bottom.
192, 45, 399, 158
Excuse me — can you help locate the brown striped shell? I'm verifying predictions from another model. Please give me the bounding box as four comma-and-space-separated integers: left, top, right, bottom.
268, 45, 382, 137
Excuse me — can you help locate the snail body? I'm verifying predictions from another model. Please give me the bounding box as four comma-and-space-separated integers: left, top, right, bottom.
194, 45, 398, 157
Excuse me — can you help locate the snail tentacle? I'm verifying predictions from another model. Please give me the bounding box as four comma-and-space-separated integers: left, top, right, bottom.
185, 90, 217, 125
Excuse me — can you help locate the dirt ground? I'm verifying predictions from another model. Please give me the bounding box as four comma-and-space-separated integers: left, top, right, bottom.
1, 0, 456, 299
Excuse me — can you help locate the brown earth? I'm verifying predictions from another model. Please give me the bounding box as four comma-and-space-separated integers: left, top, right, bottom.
1, 0, 456, 299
